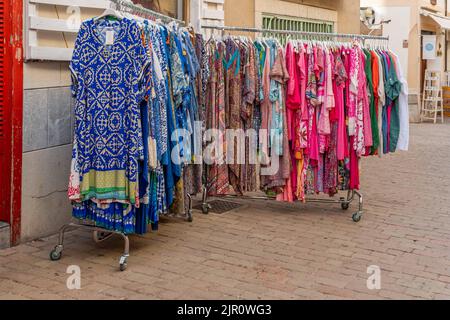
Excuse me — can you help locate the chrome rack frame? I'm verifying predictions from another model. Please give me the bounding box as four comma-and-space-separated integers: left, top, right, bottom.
50, 208, 193, 272
200, 188, 363, 223
201, 25, 389, 42
50, 221, 130, 271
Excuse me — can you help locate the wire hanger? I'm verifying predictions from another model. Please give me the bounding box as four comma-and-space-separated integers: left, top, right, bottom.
94, 7, 124, 21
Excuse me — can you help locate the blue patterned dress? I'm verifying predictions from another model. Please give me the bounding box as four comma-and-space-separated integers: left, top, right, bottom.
70, 18, 150, 233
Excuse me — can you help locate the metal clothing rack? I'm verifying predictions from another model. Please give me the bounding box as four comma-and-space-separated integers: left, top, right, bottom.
49, 1, 189, 272
50, 222, 131, 271
200, 189, 363, 223
198, 24, 376, 223
201, 25, 389, 43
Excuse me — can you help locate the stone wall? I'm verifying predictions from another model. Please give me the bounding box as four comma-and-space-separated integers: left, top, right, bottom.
0, 222, 10, 249
21, 87, 73, 242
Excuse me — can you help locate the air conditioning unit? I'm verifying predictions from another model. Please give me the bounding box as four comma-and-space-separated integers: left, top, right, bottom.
360, 7, 377, 28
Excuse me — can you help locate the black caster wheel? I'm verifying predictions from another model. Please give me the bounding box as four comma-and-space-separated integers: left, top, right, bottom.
341, 202, 350, 211
50, 247, 62, 261
187, 212, 193, 223
202, 204, 209, 215
119, 256, 128, 271
352, 212, 362, 223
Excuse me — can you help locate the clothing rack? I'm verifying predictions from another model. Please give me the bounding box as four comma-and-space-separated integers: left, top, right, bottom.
50, 222, 131, 271
49, 2, 190, 272
201, 25, 389, 43
199, 24, 371, 223
110, 0, 185, 25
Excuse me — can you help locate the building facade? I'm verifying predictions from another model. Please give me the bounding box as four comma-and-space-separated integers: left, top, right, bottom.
360, 0, 450, 122
0, 0, 361, 248
224, 0, 360, 34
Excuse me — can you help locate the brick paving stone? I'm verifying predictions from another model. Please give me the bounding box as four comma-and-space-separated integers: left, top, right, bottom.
1, 122, 450, 300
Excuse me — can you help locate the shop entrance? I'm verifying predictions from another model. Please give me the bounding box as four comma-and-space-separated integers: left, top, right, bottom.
420, 31, 436, 95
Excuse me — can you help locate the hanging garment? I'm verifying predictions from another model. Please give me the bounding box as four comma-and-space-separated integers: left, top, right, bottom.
69, 16, 202, 234
390, 52, 409, 151
201, 34, 407, 203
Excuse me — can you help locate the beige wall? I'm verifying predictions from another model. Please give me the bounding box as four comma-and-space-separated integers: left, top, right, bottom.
225, 0, 255, 29
25, 5, 103, 89
360, 0, 450, 94
225, 0, 359, 35
254, 0, 338, 29
133, 0, 178, 17
361, 0, 421, 93
336, 0, 361, 34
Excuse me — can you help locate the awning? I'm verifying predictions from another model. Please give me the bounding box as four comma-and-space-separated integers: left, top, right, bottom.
421, 10, 450, 30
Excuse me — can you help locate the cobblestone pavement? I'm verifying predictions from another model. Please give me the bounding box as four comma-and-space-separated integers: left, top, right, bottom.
1, 122, 450, 300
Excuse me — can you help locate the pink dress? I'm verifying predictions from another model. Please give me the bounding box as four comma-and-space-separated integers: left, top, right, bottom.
285, 42, 301, 142
334, 50, 348, 161
348, 47, 358, 138
299, 46, 308, 121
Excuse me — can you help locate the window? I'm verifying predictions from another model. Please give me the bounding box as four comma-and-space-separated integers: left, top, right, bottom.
262, 15, 334, 45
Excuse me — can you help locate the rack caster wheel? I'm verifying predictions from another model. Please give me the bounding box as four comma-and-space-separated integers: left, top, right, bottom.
50, 245, 63, 261
187, 211, 193, 223
119, 255, 128, 271
352, 212, 362, 223
341, 201, 350, 211
201, 204, 210, 215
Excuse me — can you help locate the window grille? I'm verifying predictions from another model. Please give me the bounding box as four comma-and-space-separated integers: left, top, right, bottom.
262, 15, 334, 44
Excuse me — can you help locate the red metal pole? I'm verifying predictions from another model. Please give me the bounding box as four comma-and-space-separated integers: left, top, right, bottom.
0, 0, 12, 225
10, 0, 23, 246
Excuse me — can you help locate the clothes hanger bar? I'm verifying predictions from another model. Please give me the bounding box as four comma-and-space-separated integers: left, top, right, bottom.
201, 25, 389, 41
109, 0, 185, 25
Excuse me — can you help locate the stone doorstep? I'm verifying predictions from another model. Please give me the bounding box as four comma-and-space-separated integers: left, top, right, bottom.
408, 93, 418, 105
409, 104, 421, 123
0, 222, 11, 249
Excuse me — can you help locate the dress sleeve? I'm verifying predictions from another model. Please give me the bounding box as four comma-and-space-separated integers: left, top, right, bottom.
285, 43, 295, 95
134, 24, 152, 89
69, 22, 87, 97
